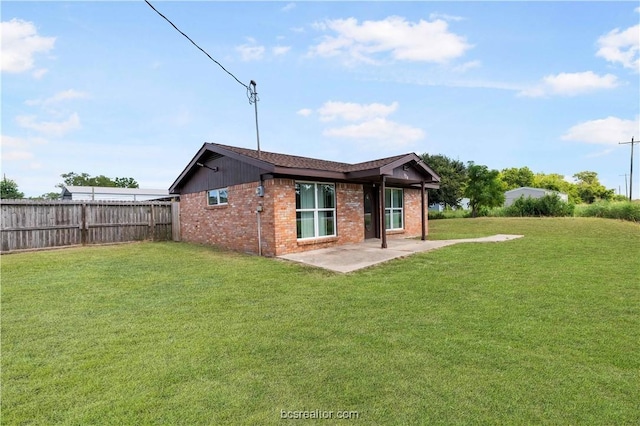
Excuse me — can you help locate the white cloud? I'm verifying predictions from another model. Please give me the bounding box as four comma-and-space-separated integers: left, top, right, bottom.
32, 68, 48, 79
317, 101, 398, 122
1, 18, 55, 73
281, 3, 296, 13
311, 100, 423, 145
428, 13, 465, 22
236, 43, 265, 61
453, 60, 481, 73
2, 150, 34, 161
585, 148, 615, 158
296, 108, 313, 117
0, 134, 46, 162
596, 23, 640, 72
561, 116, 640, 145
273, 45, 291, 56
25, 89, 89, 106
308, 16, 471, 65
15, 113, 81, 137
323, 118, 424, 145
519, 71, 619, 97
0, 134, 27, 149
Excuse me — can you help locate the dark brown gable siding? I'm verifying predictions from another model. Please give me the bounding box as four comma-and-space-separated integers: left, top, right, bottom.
179, 155, 270, 195
390, 165, 429, 182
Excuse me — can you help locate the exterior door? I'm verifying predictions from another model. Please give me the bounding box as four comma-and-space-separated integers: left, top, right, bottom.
363, 185, 379, 239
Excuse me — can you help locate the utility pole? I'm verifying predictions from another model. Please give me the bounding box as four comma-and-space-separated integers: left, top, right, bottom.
619, 174, 628, 198
619, 137, 637, 201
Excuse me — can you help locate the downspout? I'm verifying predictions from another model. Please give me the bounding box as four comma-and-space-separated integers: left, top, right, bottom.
380, 175, 387, 249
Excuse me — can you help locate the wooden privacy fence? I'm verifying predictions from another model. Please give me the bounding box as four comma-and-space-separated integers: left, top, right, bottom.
1, 200, 180, 253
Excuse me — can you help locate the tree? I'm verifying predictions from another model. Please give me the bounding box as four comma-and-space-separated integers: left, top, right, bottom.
114, 177, 139, 188
420, 153, 467, 208
500, 166, 534, 190
58, 172, 138, 188
464, 162, 505, 217
573, 171, 614, 203
33, 192, 61, 200
1, 176, 25, 199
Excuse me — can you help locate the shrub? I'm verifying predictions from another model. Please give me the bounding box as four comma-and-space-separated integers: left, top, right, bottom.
503, 194, 574, 217
428, 209, 469, 220
575, 201, 640, 222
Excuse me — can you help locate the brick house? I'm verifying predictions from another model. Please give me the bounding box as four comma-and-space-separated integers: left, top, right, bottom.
169, 143, 440, 256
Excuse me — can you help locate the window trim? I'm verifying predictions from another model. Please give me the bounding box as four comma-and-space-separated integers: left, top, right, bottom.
207, 187, 228, 206
385, 187, 404, 230
295, 181, 337, 240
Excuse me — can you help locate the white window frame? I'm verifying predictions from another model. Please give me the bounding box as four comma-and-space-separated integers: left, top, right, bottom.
295, 182, 336, 240
207, 188, 228, 206
385, 187, 404, 230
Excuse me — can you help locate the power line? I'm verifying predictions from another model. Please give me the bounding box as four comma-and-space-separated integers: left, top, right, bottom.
144, 0, 248, 90
144, 0, 262, 157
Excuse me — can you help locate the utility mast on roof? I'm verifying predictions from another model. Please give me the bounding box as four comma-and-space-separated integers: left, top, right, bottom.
249, 81, 261, 159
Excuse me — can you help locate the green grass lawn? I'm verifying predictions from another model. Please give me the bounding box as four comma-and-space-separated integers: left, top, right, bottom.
2, 217, 639, 424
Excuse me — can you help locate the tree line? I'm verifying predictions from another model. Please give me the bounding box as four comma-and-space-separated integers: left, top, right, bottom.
420, 154, 618, 218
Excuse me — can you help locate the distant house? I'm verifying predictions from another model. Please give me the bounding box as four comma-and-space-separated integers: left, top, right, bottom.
504, 187, 568, 207
61, 186, 174, 201
429, 198, 470, 212
169, 143, 441, 257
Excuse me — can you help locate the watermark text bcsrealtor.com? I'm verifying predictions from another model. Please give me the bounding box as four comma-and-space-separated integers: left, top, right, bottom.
280, 409, 360, 420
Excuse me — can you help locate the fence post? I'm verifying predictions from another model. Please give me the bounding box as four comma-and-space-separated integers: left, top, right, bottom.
171, 201, 180, 241
150, 203, 156, 241
81, 203, 88, 246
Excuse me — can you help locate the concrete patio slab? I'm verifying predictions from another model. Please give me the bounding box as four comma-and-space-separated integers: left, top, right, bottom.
278, 234, 524, 273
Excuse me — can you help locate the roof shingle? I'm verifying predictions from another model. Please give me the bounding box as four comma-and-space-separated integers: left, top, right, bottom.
210, 143, 408, 172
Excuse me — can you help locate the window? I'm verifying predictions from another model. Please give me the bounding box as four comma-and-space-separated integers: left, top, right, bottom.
385, 188, 403, 230
207, 188, 228, 206
295, 182, 336, 239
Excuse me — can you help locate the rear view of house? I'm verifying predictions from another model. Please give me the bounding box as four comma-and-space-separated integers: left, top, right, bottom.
169, 143, 440, 256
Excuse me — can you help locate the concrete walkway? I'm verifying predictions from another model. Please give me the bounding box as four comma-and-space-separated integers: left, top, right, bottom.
278, 234, 524, 273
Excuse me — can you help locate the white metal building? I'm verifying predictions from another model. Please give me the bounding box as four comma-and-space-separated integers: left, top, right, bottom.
504, 187, 568, 207
61, 186, 174, 201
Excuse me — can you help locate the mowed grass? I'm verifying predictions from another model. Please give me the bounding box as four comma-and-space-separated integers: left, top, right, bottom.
2, 218, 639, 424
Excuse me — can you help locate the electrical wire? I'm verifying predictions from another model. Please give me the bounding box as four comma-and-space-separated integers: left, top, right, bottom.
144, 0, 249, 90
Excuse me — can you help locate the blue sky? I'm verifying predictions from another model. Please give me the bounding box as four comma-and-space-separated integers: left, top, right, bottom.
2, 1, 639, 198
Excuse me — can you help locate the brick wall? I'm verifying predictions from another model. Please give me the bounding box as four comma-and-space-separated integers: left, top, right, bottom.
402, 187, 427, 238
180, 182, 261, 255
179, 179, 427, 256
